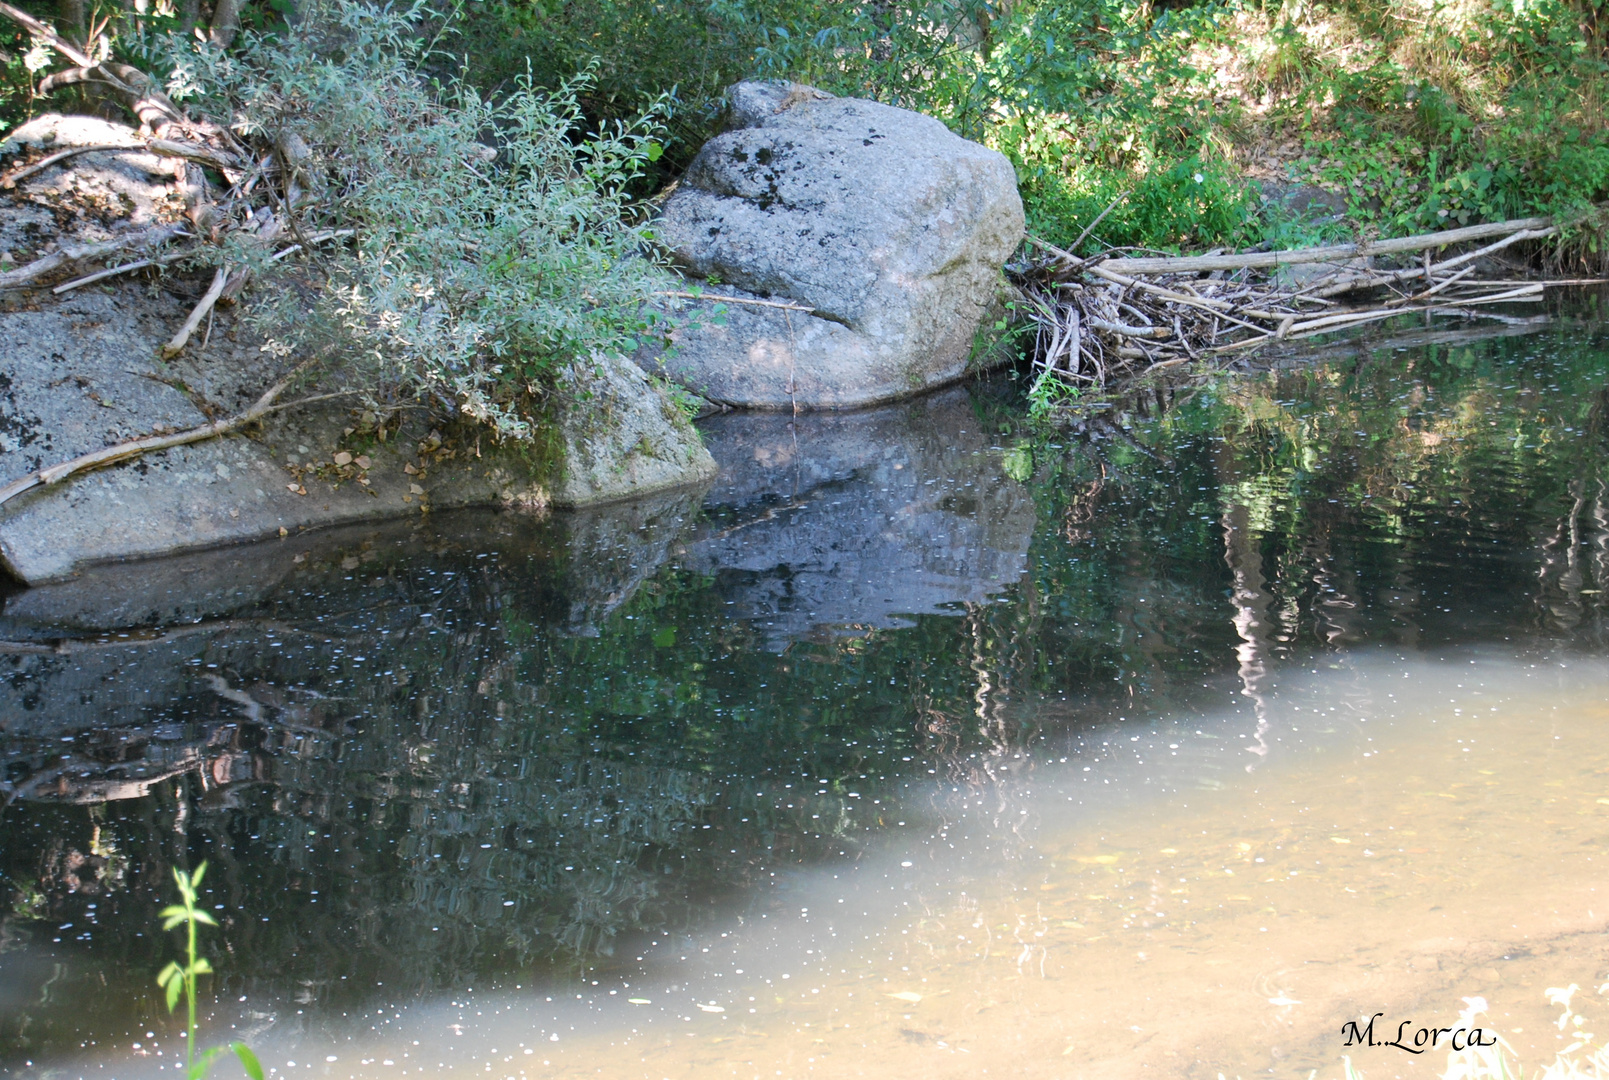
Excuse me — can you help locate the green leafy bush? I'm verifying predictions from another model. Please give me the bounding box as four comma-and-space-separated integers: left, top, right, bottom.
139, 0, 673, 439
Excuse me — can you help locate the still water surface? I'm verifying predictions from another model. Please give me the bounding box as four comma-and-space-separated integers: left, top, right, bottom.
3, 295, 1609, 1078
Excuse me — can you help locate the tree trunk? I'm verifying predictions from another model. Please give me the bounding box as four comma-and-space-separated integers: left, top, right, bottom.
208, 0, 240, 48
56, 0, 85, 45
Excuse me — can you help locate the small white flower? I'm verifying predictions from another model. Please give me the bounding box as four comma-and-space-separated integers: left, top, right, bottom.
23, 40, 53, 73
1193, 172, 1205, 184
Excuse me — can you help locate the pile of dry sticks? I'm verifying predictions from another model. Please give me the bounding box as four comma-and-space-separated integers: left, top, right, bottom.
0, 0, 359, 507
1013, 209, 1600, 392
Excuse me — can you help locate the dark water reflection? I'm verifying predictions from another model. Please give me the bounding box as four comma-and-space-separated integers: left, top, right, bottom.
2, 294, 1608, 1070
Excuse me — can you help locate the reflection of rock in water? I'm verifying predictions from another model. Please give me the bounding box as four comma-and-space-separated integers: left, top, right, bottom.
685, 387, 1036, 649
0, 489, 703, 747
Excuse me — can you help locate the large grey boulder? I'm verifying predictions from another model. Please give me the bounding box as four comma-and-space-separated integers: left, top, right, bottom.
641, 81, 1024, 409
0, 286, 715, 585
0, 113, 716, 585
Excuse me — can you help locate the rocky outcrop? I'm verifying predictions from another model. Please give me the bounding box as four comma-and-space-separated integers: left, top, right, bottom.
0, 117, 716, 586
640, 81, 1024, 409
0, 290, 716, 584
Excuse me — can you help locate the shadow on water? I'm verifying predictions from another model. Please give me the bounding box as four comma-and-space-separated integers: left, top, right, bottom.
1, 292, 1609, 1074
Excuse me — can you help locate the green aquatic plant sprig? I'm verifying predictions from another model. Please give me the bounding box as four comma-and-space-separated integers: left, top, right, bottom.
157, 861, 264, 1080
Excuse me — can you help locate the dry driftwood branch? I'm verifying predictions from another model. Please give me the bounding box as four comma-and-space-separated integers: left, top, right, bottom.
163, 265, 228, 356
656, 289, 816, 313
52, 255, 162, 293
1304, 225, 1559, 299
0, 361, 319, 508
1012, 205, 1590, 400
148, 138, 244, 173
1099, 215, 1555, 276
0, 222, 187, 290
0, 0, 93, 67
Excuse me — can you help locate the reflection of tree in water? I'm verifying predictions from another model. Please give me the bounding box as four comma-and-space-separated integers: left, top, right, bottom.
5, 317, 1609, 1060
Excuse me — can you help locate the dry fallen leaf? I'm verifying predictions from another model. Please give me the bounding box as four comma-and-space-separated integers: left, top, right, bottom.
887, 991, 922, 1003
278, 526, 288, 537
409, 483, 425, 495
355, 455, 372, 470
333, 451, 353, 466
286, 483, 307, 496
404, 462, 418, 475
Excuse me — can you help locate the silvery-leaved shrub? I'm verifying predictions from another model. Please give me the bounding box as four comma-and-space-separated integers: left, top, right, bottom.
148, 0, 672, 440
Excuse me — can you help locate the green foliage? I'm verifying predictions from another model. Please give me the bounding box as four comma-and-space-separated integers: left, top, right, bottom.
133, 0, 674, 439
452, 0, 1606, 260
157, 862, 262, 1080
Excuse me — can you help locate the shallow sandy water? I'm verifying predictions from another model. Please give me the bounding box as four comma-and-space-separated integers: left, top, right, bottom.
71, 650, 1609, 1080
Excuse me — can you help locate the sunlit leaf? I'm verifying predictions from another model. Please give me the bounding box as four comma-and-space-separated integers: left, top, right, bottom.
233, 1043, 265, 1080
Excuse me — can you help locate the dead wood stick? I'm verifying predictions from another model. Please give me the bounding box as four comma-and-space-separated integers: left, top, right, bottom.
0, 0, 93, 66
52, 255, 164, 293
1086, 317, 1170, 339
1100, 215, 1556, 275
162, 266, 227, 357
1444, 278, 1609, 287
1086, 264, 1232, 311
0, 223, 186, 290
1287, 307, 1418, 336
1024, 234, 1087, 269
657, 290, 815, 313
1069, 193, 1127, 255
1307, 226, 1559, 298
1, 143, 143, 189
1082, 264, 1298, 326
1399, 264, 1477, 302
1139, 357, 1190, 377
147, 137, 244, 173
1430, 283, 1545, 306
0, 362, 318, 508
267, 228, 354, 262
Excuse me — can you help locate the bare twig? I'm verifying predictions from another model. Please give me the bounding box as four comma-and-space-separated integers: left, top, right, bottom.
0, 223, 186, 290
51, 256, 161, 293
656, 290, 816, 313
0, 361, 322, 508
162, 265, 227, 356
0, 0, 93, 66
1100, 215, 1556, 276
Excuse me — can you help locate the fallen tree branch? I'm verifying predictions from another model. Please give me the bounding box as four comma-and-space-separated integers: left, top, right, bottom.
1305, 225, 1559, 298
0, 361, 319, 508
51, 255, 170, 294
1099, 215, 1556, 276
0, 0, 93, 66
162, 265, 227, 356
0, 223, 187, 290
147, 137, 244, 173
656, 289, 816, 313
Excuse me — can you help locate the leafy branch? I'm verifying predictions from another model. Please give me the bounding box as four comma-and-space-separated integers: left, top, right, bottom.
156, 861, 264, 1080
